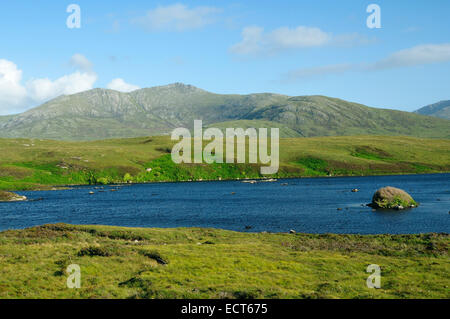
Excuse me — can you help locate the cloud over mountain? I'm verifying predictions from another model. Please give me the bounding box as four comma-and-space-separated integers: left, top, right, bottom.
107, 78, 140, 92
26, 71, 98, 102
0, 54, 97, 115
0, 59, 28, 114
0, 54, 142, 114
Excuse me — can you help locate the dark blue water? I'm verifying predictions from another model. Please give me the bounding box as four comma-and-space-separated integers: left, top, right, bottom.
0, 173, 449, 234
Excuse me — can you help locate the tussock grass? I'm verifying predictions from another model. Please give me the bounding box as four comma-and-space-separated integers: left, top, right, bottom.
0, 224, 448, 299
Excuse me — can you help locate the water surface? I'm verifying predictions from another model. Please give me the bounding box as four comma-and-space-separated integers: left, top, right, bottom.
1, 173, 449, 234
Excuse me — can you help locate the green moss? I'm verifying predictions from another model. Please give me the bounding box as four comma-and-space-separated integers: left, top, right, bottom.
375, 195, 418, 209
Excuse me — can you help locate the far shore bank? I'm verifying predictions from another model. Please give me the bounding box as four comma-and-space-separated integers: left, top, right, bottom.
7, 171, 450, 193
1, 135, 449, 192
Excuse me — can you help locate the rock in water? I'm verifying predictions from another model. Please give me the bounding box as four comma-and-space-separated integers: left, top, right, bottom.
0, 191, 27, 202
370, 186, 418, 209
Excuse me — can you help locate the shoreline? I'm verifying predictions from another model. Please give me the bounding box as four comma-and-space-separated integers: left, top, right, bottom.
1, 222, 449, 235
11, 170, 450, 193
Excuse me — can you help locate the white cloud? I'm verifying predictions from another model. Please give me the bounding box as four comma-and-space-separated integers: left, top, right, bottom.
0, 54, 97, 115
283, 43, 450, 82
332, 33, 376, 47
69, 53, 93, 71
269, 26, 330, 49
107, 78, 140, 92
229, 26, 265, 55
134, 3, 221, 32
27, 71, 97, 101
230, 26, 330, 55
370, 43, 450, 70
0, 59, 28, 113
230, 26, 373, 55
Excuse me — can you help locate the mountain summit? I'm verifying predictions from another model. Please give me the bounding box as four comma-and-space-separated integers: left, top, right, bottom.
0, 83, 449, 140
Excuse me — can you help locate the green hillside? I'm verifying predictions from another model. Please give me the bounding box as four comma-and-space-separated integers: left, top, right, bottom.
0, 83, 449, 140
243, 95, 450, 138
0, 135, 448, 191
207, 120, 303, 137
415, 100, 450, 120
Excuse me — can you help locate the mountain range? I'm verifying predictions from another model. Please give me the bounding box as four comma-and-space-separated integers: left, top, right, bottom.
0, 83, 449, 140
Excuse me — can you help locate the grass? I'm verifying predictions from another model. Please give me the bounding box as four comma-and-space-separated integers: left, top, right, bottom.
0, 135, 449, 191
0, 224, 448, 299
296, 158, 329, 176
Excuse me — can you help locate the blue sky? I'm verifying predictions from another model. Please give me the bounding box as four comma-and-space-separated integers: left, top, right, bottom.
1, 0, 450, 114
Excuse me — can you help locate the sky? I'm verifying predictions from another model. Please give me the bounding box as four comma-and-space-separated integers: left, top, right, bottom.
0, 0, 450, 115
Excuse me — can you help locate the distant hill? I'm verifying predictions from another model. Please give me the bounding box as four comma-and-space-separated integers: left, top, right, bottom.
415, 100, 450, 120
0, 83, 449, 140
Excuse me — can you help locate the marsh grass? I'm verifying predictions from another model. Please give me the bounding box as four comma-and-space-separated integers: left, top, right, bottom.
0, 224, 448, 299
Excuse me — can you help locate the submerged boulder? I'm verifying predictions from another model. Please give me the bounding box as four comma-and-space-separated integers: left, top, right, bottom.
370, 186, 418, 209
0, 191, 27, 202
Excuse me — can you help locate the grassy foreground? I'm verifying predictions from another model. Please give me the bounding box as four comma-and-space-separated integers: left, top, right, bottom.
0, 135, 449, 190
0, 224, 448, 299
